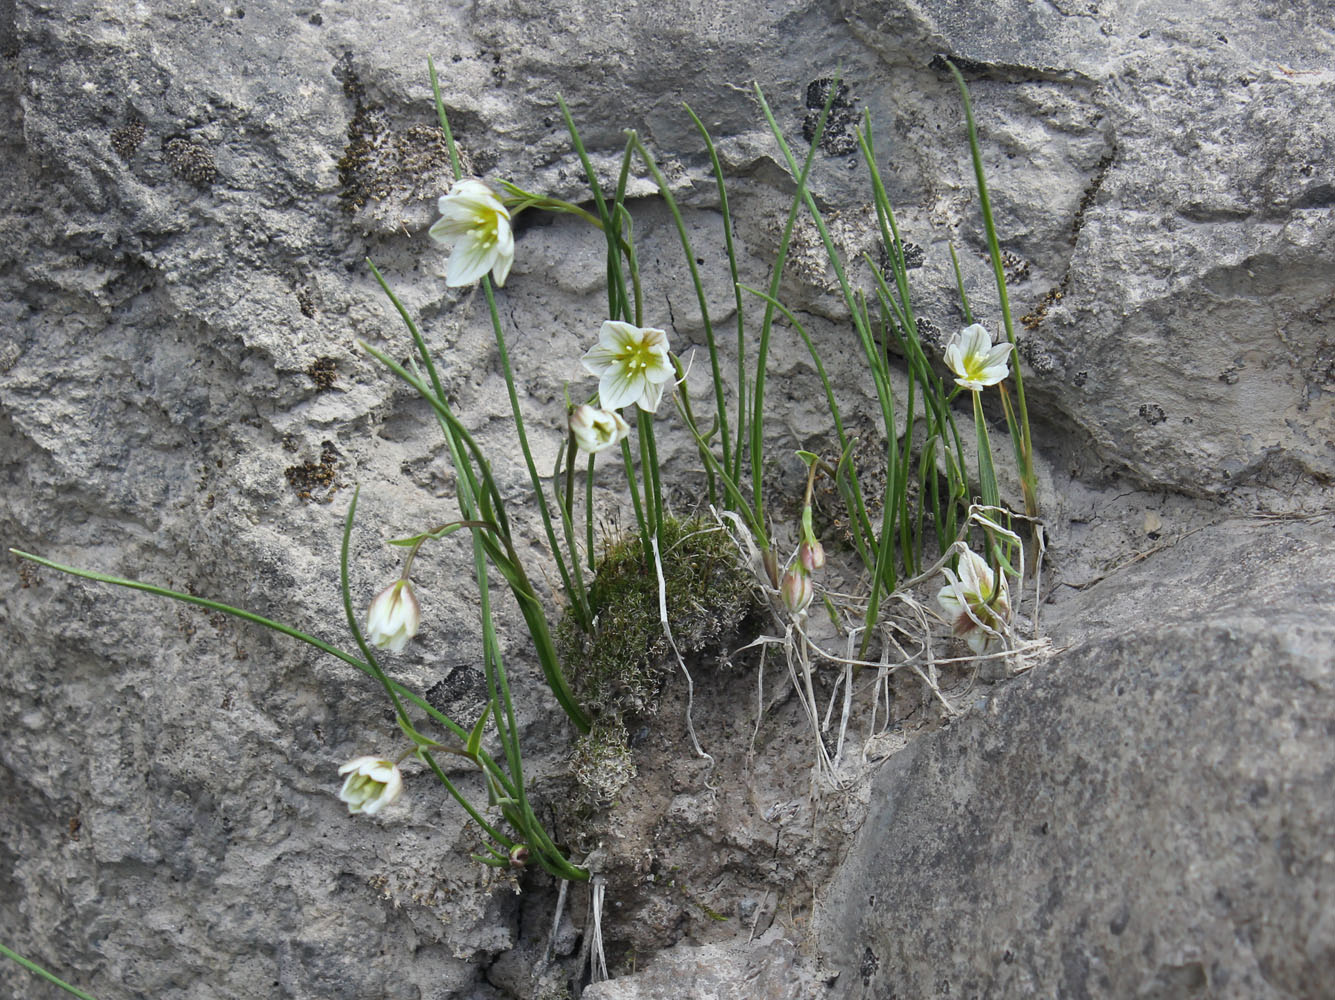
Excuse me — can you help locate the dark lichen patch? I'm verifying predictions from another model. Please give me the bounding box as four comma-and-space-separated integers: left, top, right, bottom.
877, 240, 925, 277
1072, 148, 1116, 244
1001, 248, 1030, 283
803, 78, 859, 156
283, 440, 342, 502
425, 666, 489, 721
338, 107, 455, 212
110, 120, 146, 161
335, 56, 456, 214
1138, 403, 1167, 426
16, 556, 41, 589
165, 137, 217, 186
557, 516, 755, 725
296, 287, 316, 318
305, 356, 337, 390
915, 316, 944, 351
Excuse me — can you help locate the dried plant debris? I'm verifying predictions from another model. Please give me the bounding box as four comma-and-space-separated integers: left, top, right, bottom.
283, 440, 342, 502
304, 356, 338, 391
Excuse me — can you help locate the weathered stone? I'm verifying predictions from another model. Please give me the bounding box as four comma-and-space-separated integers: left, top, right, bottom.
819, 520, 1335, 999
2, 0, 1332, 997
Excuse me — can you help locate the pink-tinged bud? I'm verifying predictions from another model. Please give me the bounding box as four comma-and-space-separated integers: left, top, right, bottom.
508, 844, 530, 868
780, 568, 813, 615
799, 539, 825, 572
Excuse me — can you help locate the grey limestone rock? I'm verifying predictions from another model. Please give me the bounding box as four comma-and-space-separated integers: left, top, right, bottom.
818, 519, 1335, 999
2, 0, 1333, 998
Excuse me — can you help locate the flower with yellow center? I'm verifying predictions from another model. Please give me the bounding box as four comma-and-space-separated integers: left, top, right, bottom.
428, 178, 515, 287
944, 323, 1012, 391
580, 321, 674, 412
936, 547, 1011, 654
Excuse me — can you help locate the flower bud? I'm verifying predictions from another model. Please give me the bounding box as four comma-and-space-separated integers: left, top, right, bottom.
799, 539, 825, 572
338, 756, 404, 815
366, 579, 420, 653
780, 567, 813, 616
508, 844, 530, 869
569, 404, 631, 454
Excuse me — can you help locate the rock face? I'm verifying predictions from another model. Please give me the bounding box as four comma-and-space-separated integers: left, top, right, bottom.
2, 0, 1332, 999
818, 519, 1335, 999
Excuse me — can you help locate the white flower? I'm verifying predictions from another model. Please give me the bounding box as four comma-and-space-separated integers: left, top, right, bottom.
580, 321, 674, 412
338, 756, 403, 815
569, 404, 631, 454
366, 579, 420, 653
428, 178, 515, 287
936, 547, 1011, 654
944, 323, 1011, 391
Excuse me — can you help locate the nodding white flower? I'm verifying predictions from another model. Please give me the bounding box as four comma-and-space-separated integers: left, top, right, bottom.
944, 323, 1012, 391
780, 566, 814, 616
428, 178, 515, 287
580, 321, 674, 412
366, 579, 420, 653
936, 547, 1011, 654
338, 756, 403, 815
569, 404, 631, 454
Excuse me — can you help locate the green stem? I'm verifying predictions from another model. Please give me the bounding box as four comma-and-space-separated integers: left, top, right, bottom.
628, 131, 732, 479
9, 548, 522, 800
480, 277, 590, 628
684, 104, 748, 488
0, 943, 99, 1000
946, 60, 1038, 520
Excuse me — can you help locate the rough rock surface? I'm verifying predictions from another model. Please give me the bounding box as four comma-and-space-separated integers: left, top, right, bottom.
2, 0, 1332, 998
818, 519, 1335, 999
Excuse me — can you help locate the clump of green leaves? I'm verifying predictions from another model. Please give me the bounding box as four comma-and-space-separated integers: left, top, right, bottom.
557, 515, 754, 721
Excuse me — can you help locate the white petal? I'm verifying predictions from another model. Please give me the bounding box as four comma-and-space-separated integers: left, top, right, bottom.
581, 343, 620, 377
598, 320, 640, 352
960, 323, 992, 355
490, 225, 515, 286
446, 233, 496, 286
637, 377, 666, 412
985, 342, 1012, 367
599, 366, 642, 410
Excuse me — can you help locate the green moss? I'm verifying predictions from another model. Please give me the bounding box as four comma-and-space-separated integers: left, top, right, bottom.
557, 515, 755, 721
